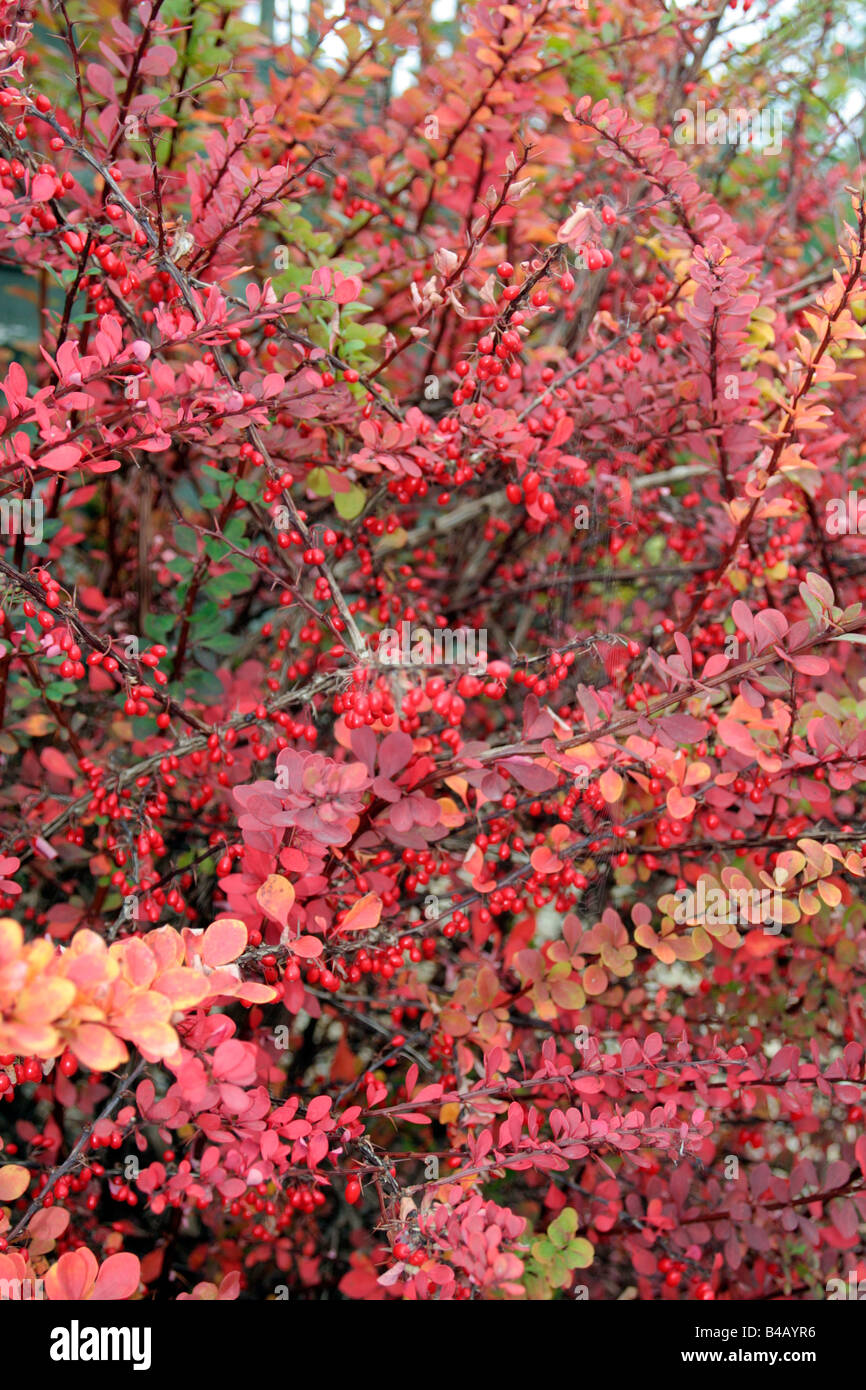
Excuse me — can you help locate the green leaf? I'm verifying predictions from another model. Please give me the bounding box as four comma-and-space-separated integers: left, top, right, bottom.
334, 483, 366, 519
566, 1238, 594, 1270
206, 571, 248, 600
172, 563, 194, 590
185, 668, 225, 701
307, 467, 331, 497
173, 524, 200, 555
44, 680, 77, 699
800, 589, 823, 622
200, 632, 240, 653
191, 601, 222, 632
548, 1207, 578, 1248
547, 1254, 570, 1288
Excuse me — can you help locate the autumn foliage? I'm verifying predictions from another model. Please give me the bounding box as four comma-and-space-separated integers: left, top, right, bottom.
0, 0, 865, 1305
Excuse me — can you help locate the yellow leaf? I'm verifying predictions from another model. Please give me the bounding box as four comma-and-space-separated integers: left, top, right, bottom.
20, 714, 54, 736
436, 796, 465, 828
0, 918, 23, 964
444, 775, 470, 803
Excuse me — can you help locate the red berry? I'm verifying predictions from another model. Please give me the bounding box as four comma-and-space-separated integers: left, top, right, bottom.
345, 1176, 362, 1205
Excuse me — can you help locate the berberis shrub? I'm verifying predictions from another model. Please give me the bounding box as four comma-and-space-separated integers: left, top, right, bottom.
0, 0, 864, 1305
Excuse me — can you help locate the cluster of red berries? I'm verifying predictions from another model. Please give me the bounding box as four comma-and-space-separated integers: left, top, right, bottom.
428, 1031, 456, 1070
453, 320, 525, 402
330, 177, 384, 220
304, 934, 438, 990
0, 1048, 78, 1103
21, 569, 62, 609
0, 1052, 39, 1096
505, 468, 556, 517
658, 1255, 715, 1298
334, 674, 396, 729
574, 243, 614, 273
399, 846, 459, 895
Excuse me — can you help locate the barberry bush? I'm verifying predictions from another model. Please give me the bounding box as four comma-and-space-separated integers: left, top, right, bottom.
0, 0, 864, 1305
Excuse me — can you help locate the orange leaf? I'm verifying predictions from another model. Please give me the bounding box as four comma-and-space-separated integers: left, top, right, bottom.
16, 978, 75, 1025
116, 936, 157, 989
234, 982, 280, 1003
90, 1252, 141, 1301
666, 787, 696, 819
599, 769, 623, 803
340, 892, 383, 932
256, 874, 296, 928
69, 1023, 128, 1073
582, 965, 608, 996
27, 1206, 70, 1244
530, 846, 563, 875
201, 918, 248, 967
44, 1249, 98, 1300
131, 1021, 180, 1060
153, 968, 210, 1009
742, 929, 783, 958
550, 978, 586, 1010
122, 991, 171, 1029
0, 1164, 30, 1200
2, 1023, 59, 1056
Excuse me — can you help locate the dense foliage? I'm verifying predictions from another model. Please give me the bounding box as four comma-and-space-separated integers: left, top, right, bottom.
0, 0, 865, 1303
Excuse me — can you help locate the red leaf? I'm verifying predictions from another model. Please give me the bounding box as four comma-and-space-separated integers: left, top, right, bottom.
289, 935, 324, 959
38, 445, 82, 472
